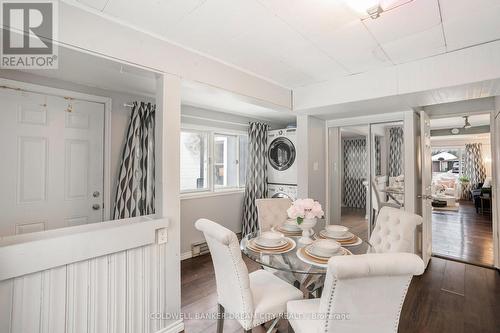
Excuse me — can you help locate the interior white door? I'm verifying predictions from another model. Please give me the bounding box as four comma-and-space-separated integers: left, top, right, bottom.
420, 110, 432, 267
0, 88, 105, 236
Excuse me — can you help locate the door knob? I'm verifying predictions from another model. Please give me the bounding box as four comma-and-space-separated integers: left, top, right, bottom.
92, 204, 101, 210
417, 194, 433, 200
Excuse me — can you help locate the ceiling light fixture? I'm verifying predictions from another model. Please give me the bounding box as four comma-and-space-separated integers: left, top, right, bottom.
344, 0, 414, 20
367, 5, 383, 19
463, 116, 472, 129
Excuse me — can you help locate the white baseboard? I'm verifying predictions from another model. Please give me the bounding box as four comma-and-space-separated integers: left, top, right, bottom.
156, 319, 184, 333
181, 251, 192, 261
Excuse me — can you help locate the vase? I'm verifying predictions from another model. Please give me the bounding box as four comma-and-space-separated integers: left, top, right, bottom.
297, 218, 317, 245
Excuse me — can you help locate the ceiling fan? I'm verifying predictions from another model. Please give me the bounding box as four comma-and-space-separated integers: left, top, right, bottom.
463, 116, 472, 129
450, 116, 472, 134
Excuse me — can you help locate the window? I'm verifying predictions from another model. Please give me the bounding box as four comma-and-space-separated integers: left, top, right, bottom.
181, 129, 248, 194
180, 130, 208, 192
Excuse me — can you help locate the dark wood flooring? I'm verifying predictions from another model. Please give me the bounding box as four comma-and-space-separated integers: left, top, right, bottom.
340, 207, 368, 241
181, 254, 500, 333
432, 201, 493, 266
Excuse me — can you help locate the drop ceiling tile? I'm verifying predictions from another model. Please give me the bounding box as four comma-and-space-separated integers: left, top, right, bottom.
440, 0, 500, 51
104, 0, 206, 35
280, 46, 348, 85
364, 0, 441, 44
165, 0, 270, 52
439, 0, 500, 21
318, 21, 392, 73
258, 0, 358, 38
76, 0, 108, 11
197, 34, 317, 87
382, 25, 445, 64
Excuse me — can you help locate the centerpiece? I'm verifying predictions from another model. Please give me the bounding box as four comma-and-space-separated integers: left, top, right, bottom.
287, 198, 324, 245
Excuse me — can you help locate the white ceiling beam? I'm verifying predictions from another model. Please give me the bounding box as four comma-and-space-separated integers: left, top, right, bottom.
57, 1, 292, 111
294, 39, 500, 111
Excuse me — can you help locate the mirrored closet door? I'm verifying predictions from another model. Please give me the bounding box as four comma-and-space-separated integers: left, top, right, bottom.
329, 121, 404, 240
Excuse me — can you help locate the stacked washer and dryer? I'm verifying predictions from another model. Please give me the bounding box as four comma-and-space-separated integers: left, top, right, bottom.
267, 128, 298, 201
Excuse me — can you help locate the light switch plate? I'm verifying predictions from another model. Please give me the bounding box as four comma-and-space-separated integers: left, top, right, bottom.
156, 228, 168, 244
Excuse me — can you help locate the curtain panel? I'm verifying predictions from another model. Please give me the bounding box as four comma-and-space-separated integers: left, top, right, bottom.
242, 122, 269, 236
462, 143, 487, 199
343, 137, 367, 209
389, 127, 404, 177
114, 102, 156, 219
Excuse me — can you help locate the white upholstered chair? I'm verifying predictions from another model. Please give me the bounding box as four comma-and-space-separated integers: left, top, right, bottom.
194, 218, 303, 333
369, 206, 423, 253
255, 198, 292, 232
287, 253, 425, 333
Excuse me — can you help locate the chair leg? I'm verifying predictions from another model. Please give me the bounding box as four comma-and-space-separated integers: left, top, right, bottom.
217, 303, 225, 333
266, 317, 280, 333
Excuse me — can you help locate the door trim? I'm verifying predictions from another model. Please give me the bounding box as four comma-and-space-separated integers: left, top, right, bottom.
491, 111, 500, 268
0, 78, 113, 221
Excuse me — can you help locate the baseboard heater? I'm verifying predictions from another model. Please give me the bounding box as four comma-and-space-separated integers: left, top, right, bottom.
191, 232, 242, 258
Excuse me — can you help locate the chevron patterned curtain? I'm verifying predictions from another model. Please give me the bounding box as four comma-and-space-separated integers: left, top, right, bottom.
389, 127, 404, 177
242, 122, 269, 236
114, 102, 155, 219
343, 137, 367, 209
463, 143, 486, 199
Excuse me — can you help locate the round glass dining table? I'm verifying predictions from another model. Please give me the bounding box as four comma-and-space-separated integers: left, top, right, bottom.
240, 224, 373, 295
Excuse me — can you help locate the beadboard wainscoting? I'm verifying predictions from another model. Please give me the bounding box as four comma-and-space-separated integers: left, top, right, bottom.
0, 217, 183, 333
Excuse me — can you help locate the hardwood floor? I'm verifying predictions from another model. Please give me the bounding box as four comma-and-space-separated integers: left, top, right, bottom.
340, 207, 369, 241
432, 201, 493, 266
181, 254, 500, 333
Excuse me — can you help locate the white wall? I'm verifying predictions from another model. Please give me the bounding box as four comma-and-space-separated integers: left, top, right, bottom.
181, 192, 244, 254
297, 115, 327, 208
0, 70, 155, 212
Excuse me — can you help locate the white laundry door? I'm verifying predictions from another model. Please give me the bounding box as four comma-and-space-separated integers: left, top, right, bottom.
0, 88, 105, 236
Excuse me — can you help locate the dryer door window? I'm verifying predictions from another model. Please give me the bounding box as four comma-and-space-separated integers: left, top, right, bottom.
268, 137, 296, 171
272, 192, 292, 200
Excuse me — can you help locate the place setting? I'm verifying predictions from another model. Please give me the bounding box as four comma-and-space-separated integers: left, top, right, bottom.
273, 218, 303, 237
297, 239, 352, 268
246, 231, 296, 254
314, 225, 362, 247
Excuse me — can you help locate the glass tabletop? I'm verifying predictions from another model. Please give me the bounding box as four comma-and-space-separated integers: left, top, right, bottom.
240, 223, 373, 275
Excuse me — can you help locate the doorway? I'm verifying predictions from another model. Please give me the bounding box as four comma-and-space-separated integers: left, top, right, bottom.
429, 114, 494, 267
328, 120, 405, 241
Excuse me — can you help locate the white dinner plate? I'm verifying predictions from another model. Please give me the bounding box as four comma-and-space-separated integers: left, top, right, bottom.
320, 230, 354, 240
254, 237, 287, 248
297, 247, 352, 268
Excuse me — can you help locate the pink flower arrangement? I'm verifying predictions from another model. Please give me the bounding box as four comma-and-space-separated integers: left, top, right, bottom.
287, 198, 324, 224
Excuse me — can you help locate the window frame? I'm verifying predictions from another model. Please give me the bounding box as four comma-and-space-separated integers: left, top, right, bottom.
179, 128, 210, 194
180, 124, 248, 197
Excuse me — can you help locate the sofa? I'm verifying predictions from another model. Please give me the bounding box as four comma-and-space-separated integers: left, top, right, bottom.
432, 172, 460, 199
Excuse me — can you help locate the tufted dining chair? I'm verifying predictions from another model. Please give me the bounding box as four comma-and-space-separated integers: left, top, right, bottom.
255, 198, 292, 232
369, 206, 422, 253
287, 253, 425, 333
194, 218, 303, 333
